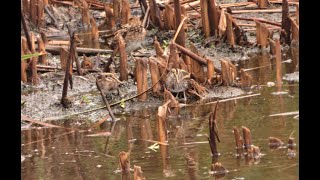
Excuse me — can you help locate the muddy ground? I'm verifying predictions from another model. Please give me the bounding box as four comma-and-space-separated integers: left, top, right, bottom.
21, 0, 298, 122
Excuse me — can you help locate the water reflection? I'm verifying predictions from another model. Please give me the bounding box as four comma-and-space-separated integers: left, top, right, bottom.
22, 53, 298, 179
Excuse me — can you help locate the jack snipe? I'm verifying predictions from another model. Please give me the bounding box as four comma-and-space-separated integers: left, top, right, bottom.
96, 73, 122, 98
115, 16, 146, 54
165, 68, 191, 102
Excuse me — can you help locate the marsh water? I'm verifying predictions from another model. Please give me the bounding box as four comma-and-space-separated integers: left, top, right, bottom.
21, 52, 299, 179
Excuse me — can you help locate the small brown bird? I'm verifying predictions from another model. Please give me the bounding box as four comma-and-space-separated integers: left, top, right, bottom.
112, 16, 147, 54
81, 55, 93, 69
165, 68, 191, 102
96, 73, 122, 98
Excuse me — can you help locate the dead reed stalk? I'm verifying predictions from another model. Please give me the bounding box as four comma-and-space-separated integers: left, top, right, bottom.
135, 58, 148, 101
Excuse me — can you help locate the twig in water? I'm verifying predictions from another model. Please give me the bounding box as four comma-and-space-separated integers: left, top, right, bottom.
181, 93, 261, 107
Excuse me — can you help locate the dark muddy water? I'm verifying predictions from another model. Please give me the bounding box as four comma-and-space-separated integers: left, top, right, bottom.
21, 52, 299, 179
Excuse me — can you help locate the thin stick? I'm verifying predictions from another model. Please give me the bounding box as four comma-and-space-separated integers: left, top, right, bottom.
173, 17, 188, 42
96, 78, 117, 122
232, 16, 281, 27
45, 46, 113, 55
220, 2, 255, 8
174, 43, 221, 73
269, 0, 299, 5
231, 9, 295, 14
137, 139, 169, 146
142, 6, 150, 28
181, 93, 261, 107
269, 111, 299, 117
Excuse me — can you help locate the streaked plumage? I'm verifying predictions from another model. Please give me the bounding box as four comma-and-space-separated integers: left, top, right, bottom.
96, 73, 122, 96
165, 68, 190, 101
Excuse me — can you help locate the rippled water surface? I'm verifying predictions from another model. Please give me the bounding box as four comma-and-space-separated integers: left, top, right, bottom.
21, 52, 299, 179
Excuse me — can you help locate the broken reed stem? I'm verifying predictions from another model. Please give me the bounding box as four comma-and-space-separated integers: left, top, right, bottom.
37, 0, 44, 28
136, 58, 148, 101
37, 37, 47, 65
163, 4, 176, 30
121, 0, 131, 24
117, 34, 128, 81
41, 31, 48, 45
296, 4, 299, 25
281, 0, 291, 45
255, 20, 270, 48
149, 57, 161, 95
268, 38, 276, 55
158, 100, 171, 142
220, 59, 232, 86
119, 151, 130, 172
240, 69, 252, 88
60, 47, 69, 71
73, 47, 82, 76
30, 32, 39, 85
190, 43, 205, 83
200, 0, 210, 38
275, 38, 282, 91
82, 1, 90, 27
104, 3, 115, 29
208, 0, 219, 36
256, 21, 261, 45
208, 103, 219, 156
287, 137, 295, 150
21, 42, 27, 83
133, 165, 144, 180
218, 8, 227, 37
233, 127, 244, 157
30, 0, 37, 25
154, 37, 164, 57
207, 59, 215, 82
164, 89, 180, 115
61, 32, 76, 107
113, 0, 121, 24
169, 42, 180, 69
258, 0, 269, 9
21, 37, 28, 54
289, 17, 299, 42
226, 13, 235, 48
91, 18, 99, 41
21, 9, 32, 50
149, 0, 163, 29
242, 126, 252, 152
22, 0, 29, 15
